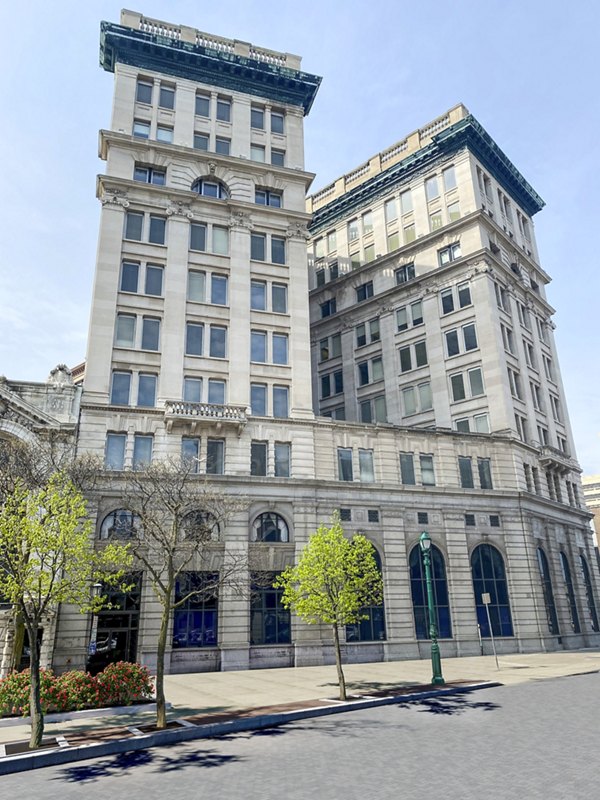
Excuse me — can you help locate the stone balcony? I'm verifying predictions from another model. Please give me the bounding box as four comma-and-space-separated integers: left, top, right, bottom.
539, 445, 577, 474
164, 400, 248, 434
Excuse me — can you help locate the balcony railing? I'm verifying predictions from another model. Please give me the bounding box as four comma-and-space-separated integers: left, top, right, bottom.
164, 401, 247, 433
539, 445, 575, 473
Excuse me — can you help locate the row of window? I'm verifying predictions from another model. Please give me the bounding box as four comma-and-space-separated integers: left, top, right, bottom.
123, 212, 288, 264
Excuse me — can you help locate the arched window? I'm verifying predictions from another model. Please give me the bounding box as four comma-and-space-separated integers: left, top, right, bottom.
99, 509, 141, 540
537, 547, 560, 635
560, 552, 580, 633
471, 544, 513, 637
409, 544, 452, 639
346, 548, 386, 642
182, 510, 220, 542
580, 554, 599, 632
251, 512, 289, 543
191, 177, 229, 199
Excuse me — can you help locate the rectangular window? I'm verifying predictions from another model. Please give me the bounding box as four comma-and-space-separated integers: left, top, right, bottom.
250, 144, 265, 162
251, 281, 267, 311
251, 331, 267, 362
463, 323, 478, 351
188, 271, 206, 303
359, 449, 375, 483
458, 456, 474, 488
209, 326, 227, 358
414, 341, 427, 367
469, 367, 484, 396
443, 166, 457, 191
404, 224, 416, 243
419, 382, 433, 411
458, 282, 471, 307
474, 414, 490, 433
400, 453, 416, 485
399, 346, 412, 373
181, 437, 199, 470
215, 137, 230, 156
478, 458, 493, 489
320, 298, 337, 318
348, 219, 359, 241
251, 106, 264, 129
271, 111, 284, 134
271, 149, 285, 167
275, 443, 291, 478
211, 275, 228, 305
273, 386, 289, 418
212, 226, 229, 255
362, 211, 373, 234
387, 231, 400, 252
134, 166, 166, 185
159, 85, 175, 110
384, 199, 397, 224
133, 434, 153, 469
271, 237, 286, 264
136, 80, 153, 104
251, 233, 266, 261
186, 322, 204, 356
400, 190, 412, 214
255, 189, 283, 207
141, 317, 160, 351
183, 377, 202, 403
251, 441, 268, 476
438, 242, 461, 265
110, 372, 131, 405
195, 93, 210, 116
105, 433, 126, 470
216, 98, 231, 122
133, 120, 150, 139
120, 261, 139, 293
447, 201, 461, 222
420, 455, 435, 486
395, 263, 415, 284
251, 383, 267, 416
145, 265, 163, 296
356, 281, 374, 303
451, 373, 466, 402
148, 216, 166, 244
137, 373, 157, 407
445, 330, 460, 357
115, 314, 136, 347
272, 334, 288, 365
429, 210, 443, 231
272, 283, 288, 313
190, 223, 206, 252
194, 133, 209, 151
207, 379, 225, 405
441, 288, 454, 315
125, 212, 143, 241
425, 176, 439, 201
156, 126, 173, 144
402, 387, 417, 416
206, 439, 224, 474
338, 448, 353, 481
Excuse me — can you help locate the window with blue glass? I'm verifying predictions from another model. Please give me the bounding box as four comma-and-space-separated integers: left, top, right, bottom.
250, 573, 291, 645
409, 544, 452, 639
537, 547, 560, 635
471, 544, 513, 637
172, 572, 218, 648
346, 549, 386, 642
580, 554, 599, 632
560, 551, 580, 633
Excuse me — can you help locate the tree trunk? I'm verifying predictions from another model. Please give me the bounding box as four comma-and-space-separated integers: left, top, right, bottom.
155, 597, 170, 729
11, 615, 25, 672
332, 623, 347, 701
27, 622, 44, 750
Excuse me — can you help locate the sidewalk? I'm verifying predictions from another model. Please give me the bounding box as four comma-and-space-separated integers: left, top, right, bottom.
1, 649, 598, 774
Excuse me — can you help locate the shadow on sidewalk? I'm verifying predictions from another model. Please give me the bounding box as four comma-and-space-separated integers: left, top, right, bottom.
407, 691, 500, 716
52, 745, 242, 783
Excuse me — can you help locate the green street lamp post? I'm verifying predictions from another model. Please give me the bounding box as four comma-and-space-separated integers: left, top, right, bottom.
420, 531, 445, 685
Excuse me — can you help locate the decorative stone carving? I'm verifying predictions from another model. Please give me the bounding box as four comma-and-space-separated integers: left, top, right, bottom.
101, 188, 130, 208
286, 222, 310, 240
228, 210, 253, 230
48, 364, 73, 386
166, 200, 194, 219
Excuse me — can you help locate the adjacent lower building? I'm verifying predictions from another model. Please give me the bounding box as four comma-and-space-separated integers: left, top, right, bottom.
1, 10, 599, 675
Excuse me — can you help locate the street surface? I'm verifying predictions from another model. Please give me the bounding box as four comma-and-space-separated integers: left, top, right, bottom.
4, 672, 599, 799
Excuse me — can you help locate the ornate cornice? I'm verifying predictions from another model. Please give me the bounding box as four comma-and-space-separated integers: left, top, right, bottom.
101, 187, 130, 208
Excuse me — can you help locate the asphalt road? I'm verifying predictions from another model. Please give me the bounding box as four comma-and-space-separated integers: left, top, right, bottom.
4, 672, 599, 799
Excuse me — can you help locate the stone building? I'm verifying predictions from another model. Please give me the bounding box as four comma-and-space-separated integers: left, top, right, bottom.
5, 10, 600, 675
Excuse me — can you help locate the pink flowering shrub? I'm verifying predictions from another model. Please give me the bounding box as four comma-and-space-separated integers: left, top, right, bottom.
0, 662, 154, 717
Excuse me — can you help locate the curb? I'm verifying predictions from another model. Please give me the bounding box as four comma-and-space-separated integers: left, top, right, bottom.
0, 682, 500, 776
0, 702, 166, 729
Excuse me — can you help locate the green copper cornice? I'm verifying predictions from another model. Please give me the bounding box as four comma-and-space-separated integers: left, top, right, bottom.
311, 114, 545, 233
100, 22, 321, 114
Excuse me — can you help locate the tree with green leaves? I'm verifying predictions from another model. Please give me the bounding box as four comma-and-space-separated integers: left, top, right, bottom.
119, 458, 247, 729
276, 516, 382, 700
0, 472, 131, 749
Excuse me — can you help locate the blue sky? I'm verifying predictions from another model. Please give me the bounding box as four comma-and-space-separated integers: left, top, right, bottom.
0, 1, 598, 473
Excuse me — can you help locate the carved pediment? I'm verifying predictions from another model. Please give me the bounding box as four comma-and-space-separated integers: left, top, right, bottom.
0, 382, 64, 434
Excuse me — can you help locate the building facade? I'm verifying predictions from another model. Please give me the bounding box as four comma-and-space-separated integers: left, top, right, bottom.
3, 10, 600, 676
